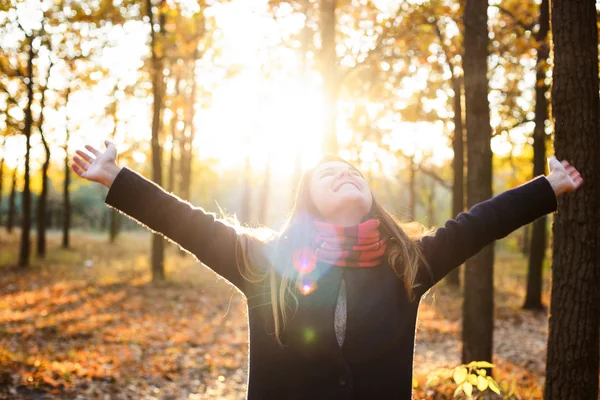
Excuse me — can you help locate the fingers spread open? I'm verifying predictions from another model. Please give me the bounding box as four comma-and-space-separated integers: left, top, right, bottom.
76, 149, 94, 163
73, 155, 89, 171
72, 163, 85, 178
85, 145, 101, 157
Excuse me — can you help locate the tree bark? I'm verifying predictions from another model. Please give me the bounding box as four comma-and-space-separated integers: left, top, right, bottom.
37, 61, 53, 258
167, 75, 181, 194
179, 62, 197, 202
461, 0, 494, 366
7, 166, 17, 233
544, 0, 600, 398
108, 88, 121, 243
523, 0, 550, 311
0, 153, 4, 227
320, 0, 338, 154
239, 155, 252, 224
147, 0, 165, 281
446, 77, 465, 287
37, 117, 50, 257
257, 156, 271, 226
426, 176, 436, 226
19, 34, 35, 268
62, 88, 71, 249
407, 156, 416, 219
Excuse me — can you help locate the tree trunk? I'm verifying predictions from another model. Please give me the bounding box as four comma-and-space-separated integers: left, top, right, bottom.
426, 177, 435, 226
544, 0, 600, 398
0, 155, 4, 227
320, 0, 338, 154
109, 209, 121, 243
37, 61, 53, 258
461, 0, 494, 366
108, 85, 121, 243
181, 54, 198, 202
62, 88, 71, 249
239, 155, 252, 224
62, 137, 71, 248
7, 166, 17, 233
257, 156, 271, 226
523, 0, 549, 311
147, 0, 165, 281
167, 76, 180, 194
446, 77, 465, 287
37, 128, 50, 257
407, 156, 416, 219
19, 34, 35, 268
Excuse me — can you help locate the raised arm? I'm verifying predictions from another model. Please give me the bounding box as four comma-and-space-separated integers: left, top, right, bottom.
414, 156, 583, 297
71, 141, 248, 291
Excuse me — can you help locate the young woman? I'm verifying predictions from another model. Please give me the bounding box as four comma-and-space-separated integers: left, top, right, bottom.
72, 141, 582, 399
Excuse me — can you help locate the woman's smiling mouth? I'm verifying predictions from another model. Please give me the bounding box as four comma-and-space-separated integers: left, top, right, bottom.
333, 180, 360, 192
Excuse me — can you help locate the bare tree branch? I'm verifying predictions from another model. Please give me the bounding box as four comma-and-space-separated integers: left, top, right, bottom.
492, 5, 535, 33
394, 148, 452, 190
419, 166, 452, 190
431, 19, 456, 78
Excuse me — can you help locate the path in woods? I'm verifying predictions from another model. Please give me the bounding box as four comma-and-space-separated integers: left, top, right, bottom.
0, 231, 548, 399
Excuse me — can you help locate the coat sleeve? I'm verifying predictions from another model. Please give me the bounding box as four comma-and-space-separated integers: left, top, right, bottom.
104, 167, 247, 291
414, 175, 558, 297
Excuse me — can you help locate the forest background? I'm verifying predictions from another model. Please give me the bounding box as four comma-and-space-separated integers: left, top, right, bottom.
0, 0, 598, 398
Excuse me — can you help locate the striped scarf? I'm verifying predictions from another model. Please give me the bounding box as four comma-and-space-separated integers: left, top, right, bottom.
312, 219, 387, 267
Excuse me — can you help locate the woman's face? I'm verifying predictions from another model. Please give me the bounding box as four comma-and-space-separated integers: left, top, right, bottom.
309, 161, 373, 226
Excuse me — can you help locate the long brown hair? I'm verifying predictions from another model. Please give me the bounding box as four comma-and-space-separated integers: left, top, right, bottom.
235, 156, 434, 346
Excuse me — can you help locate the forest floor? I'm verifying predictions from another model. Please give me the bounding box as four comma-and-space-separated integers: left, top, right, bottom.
0, 229, 551, 399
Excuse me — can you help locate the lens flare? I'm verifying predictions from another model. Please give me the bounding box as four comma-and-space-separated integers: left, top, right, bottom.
293, 247, 316, 274
303, 327, 316, 343
298, 279, 317, 295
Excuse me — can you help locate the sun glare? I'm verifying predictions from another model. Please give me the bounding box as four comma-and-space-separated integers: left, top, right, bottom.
0, 0, 459, 178
198, 72, 324, 176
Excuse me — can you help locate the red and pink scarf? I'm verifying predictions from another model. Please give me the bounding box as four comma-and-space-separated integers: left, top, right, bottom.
312, 219, 387, 267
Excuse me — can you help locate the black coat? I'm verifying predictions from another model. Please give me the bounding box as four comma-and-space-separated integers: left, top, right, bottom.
105, 168, 557, 399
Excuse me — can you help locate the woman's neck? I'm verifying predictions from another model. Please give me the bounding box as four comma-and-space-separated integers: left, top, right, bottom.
320, 211, 367, 227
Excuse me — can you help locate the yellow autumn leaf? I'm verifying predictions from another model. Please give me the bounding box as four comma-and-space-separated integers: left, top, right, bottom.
453, 367, 468, 385
463, 381, 473, 396
477, 375, 488, 391
488, 378, 501, 394
468, 374, 478, 385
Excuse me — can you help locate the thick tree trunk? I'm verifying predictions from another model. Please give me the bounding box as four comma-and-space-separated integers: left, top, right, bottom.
7, 166, 17, 233
461, 0, 494, 366
19, 35, 35, 268
147, 0, 166, 281
523, 0, 549, 311
320, 0, 338, 154
446, 77, 465, 287
544, 0, 600, 398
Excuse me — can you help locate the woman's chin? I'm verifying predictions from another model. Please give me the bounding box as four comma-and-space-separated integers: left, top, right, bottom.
334, 191, 371, 209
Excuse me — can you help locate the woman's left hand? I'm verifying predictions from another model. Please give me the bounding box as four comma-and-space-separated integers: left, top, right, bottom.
546, 155, 584, 197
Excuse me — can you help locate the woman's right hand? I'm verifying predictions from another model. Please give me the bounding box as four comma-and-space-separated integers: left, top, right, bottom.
72, 140, 122, 188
